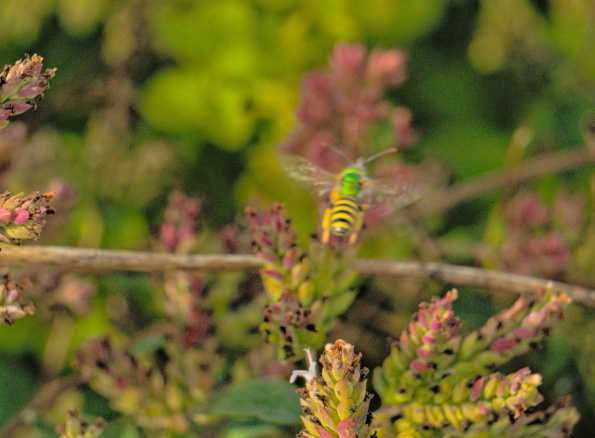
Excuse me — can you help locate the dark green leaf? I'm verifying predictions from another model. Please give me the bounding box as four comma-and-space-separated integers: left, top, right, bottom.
211, 380, 302, 425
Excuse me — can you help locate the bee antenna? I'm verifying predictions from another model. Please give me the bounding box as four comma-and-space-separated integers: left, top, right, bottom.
323, 143, 353, 164
364, 148, 398, 164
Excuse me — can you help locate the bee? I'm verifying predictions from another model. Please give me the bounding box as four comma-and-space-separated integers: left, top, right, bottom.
286, 146, 427, 245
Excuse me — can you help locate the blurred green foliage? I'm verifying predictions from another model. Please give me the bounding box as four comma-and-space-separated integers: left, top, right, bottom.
0, 0, 593, 436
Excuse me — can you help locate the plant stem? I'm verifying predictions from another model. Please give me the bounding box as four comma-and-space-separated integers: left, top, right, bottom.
414, 147, 595, 217
0, 246, 593, 306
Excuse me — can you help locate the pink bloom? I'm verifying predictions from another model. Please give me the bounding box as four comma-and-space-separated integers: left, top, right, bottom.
13, 207, 29, 224
0, 208, 11, 225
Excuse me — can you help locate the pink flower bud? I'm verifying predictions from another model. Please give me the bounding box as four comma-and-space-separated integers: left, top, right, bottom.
366, 49, 407, 86
415, 346, 435, 358
471, 377, 486, 400
421, 334, 437, 344
0, 208, 11, 225
329, 43, 367, 84
490, 337, 517, 352
410, 359, 429, 373
7, 101, 33, 115
17, 83, 44, 99
13, 208, 29, 224
0, 108, 12, 122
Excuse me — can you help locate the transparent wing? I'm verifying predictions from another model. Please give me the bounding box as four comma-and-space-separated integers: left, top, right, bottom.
362, 171, 429, 212
283, 155, 338, 200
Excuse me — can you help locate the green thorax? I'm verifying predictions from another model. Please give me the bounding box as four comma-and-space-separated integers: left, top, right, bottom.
339, 166, 367, 198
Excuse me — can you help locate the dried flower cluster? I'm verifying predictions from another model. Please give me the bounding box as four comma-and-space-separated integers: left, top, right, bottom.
0, 273, 34, 325
55, 409, 105, 438
0, 54, 55, 130
485, 189, 593, 280
372, 286, 577, 437
247, 204, 358, 361
0, 190, 55, 245
296, 340, 375, 438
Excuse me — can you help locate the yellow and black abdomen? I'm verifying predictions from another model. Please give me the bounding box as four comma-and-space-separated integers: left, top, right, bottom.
329, 196, 363, 236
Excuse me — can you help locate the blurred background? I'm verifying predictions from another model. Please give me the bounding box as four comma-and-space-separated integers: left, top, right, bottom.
0, 0, 594, 436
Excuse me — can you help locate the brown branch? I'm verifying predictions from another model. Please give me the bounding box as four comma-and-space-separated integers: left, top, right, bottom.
0, 246, 594, 307
414, 147, 595, 217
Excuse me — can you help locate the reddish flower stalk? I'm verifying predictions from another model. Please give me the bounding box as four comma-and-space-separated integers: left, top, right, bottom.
247, 204, 358, 361
282, 42, 415, 170
158, 190, 202, 253
373, 285, 577, 436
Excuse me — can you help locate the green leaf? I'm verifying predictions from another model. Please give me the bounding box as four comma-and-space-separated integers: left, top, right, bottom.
0, 356, 36, 426
211, 380, 302, 425
223, 423, 286, 438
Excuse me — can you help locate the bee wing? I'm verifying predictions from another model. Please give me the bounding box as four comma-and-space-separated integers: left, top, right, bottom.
283, 156, 338, 199
363, 174, 429, 212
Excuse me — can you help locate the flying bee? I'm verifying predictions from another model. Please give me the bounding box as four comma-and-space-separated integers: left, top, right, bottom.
285, 146, 428, 245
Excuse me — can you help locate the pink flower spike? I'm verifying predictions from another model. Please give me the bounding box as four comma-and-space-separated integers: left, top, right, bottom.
13, 208, 29, 225
0, 208, 11, 225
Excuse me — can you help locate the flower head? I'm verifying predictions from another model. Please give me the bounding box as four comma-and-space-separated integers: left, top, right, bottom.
373, 286, 577, 436
281, 43, 414, 165
0, 191, 55, 245
247, 205, 358, 361
0, 54, 55, 129
297, 340, 375, 438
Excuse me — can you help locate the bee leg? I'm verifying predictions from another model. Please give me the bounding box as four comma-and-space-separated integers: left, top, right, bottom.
330, 188, 341, 203
321, 206, 332, 246
349, 204, 367, 245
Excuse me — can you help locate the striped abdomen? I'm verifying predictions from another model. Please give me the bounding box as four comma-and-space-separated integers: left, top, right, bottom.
330, 196, 363, 236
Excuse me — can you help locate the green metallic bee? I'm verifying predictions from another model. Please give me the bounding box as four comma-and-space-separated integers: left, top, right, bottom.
286, 146, 427, 245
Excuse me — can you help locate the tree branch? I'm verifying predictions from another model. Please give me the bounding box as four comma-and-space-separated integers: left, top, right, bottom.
0, 246, 593, 307
414, 147, 595, 217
